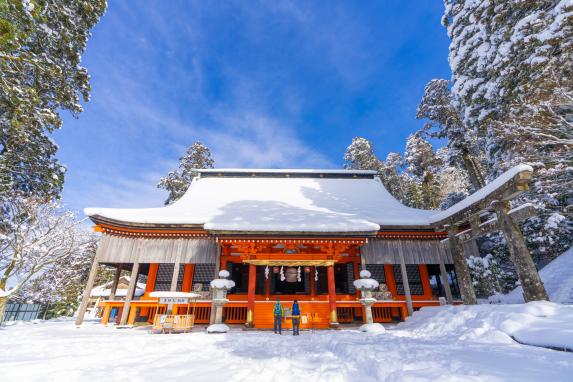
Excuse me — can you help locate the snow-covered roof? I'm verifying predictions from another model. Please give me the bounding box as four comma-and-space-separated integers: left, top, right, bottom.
85, 170, 433, 232
90, 276, 146, 297
429, 164, 533, 224
85, 165, 533, 233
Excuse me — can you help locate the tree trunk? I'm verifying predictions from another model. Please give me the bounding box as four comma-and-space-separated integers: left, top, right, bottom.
462, 150, 485, 190
492, 201, 548, 302
447, 227, 477, 304
0, 296, 7, 324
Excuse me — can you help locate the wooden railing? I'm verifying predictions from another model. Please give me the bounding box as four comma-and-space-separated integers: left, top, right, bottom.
336, 307, 355, 323
223, 306, 247, 324
194, 306, 212, 323
372, 306, 393, 322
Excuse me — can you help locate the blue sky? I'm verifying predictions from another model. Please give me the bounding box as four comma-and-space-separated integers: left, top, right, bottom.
54, 1, 451, 213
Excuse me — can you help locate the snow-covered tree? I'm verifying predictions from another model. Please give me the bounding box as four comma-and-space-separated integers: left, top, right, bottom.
0, 196, 91, 319
380, 152, 411, 204
416, 79, 485, 190
343, 137, 383, 171
443, 0, 573, 261
467, 254, 516, 297
344, 137, 413, 204
403, 134, 445, 209
157, 141, 215, 204
344, 137, 468, 210
0, 0, 107, 201
15, 238, 114, 318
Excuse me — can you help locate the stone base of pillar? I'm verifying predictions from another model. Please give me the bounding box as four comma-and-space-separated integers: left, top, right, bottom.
329, 310, 339, 328
244, 309, 254, 328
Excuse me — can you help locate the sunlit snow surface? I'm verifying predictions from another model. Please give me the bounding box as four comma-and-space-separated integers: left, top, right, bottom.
84, 165, 532, 232
2, 302, 573, 382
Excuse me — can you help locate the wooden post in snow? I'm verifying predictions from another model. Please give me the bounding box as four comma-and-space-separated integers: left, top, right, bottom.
446, 227, 477, 305
245, 263, 256, 328
108, 265, 122, 301
75, 254, 100, 326
491, 200, 548, 302
119, 262, 140, 326
327, 265, 339, 327
397, 249, 414, 316
439, 260, 453, 304
170, 262, 181, 293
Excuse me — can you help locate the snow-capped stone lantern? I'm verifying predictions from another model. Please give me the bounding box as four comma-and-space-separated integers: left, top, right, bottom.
207, 270, 235, 333
353, 269, 385, 333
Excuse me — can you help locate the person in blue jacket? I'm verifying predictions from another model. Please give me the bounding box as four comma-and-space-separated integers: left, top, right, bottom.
291, 300, 301, 336
273, 298, 284, 334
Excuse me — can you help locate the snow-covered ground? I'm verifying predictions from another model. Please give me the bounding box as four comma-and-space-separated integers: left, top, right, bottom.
2, 302, 572, 382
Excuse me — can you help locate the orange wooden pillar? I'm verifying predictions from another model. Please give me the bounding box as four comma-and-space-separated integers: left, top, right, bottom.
246, 264, 256, 327
182, 264, 194, 292
146, 263, 159, 295
419, 264, 433, 298
353, 259, 361, 298
327, 265, 339, 327
310, 267, 316, 298
384, 264, 398, 296
101, 305, 111, 325
265, 268, 271, 299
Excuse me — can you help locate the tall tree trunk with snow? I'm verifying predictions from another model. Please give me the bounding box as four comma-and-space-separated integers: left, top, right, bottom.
0, 297, 6, 323
492, 201, 548, 302
461, 150, 485, 190
447, 228, 477, 304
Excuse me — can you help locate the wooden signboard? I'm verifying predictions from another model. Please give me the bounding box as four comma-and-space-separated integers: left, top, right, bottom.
159, 297, 189, 305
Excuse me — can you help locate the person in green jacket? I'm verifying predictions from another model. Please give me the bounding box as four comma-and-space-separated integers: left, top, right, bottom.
273, 298, 284, 334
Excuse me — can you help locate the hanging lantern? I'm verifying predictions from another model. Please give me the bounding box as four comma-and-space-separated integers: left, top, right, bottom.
280, 266, 286, 282
273, 266, 280, 274
304, 266, 311, 273
297, 266, 302, 282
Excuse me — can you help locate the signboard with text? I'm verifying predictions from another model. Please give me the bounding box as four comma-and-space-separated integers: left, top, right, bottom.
159, 297, 189, 305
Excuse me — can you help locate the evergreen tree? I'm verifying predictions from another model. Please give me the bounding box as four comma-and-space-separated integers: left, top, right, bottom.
344, 137, 469, 210
0, 0, 107, 201
380, 152, 410, 204
443, 0, 573, 261
416, 79, 485, 190
343, 137, 383, 171
157, 141, 215, 204
344, 137, 413, 205
404, 134, 444, 209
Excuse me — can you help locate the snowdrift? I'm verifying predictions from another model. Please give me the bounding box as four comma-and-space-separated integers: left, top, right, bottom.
495, 246, 573, 304
396, 301, 573, 351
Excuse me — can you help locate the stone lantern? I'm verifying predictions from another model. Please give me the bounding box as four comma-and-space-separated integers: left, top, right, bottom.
207, 270, 235, 333
353, 270, 385, 333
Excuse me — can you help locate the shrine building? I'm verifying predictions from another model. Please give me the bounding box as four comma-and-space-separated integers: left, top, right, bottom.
75, 166, 535, 330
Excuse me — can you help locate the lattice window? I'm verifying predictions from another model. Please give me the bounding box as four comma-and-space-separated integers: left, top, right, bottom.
154, 263, 184, 291
155, 263, 174, 291
193, 264, 216, 291
366, 264, 386, 284
393, 265, 424, 295
255, 266, 265, 295
346, 263, 356, 294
